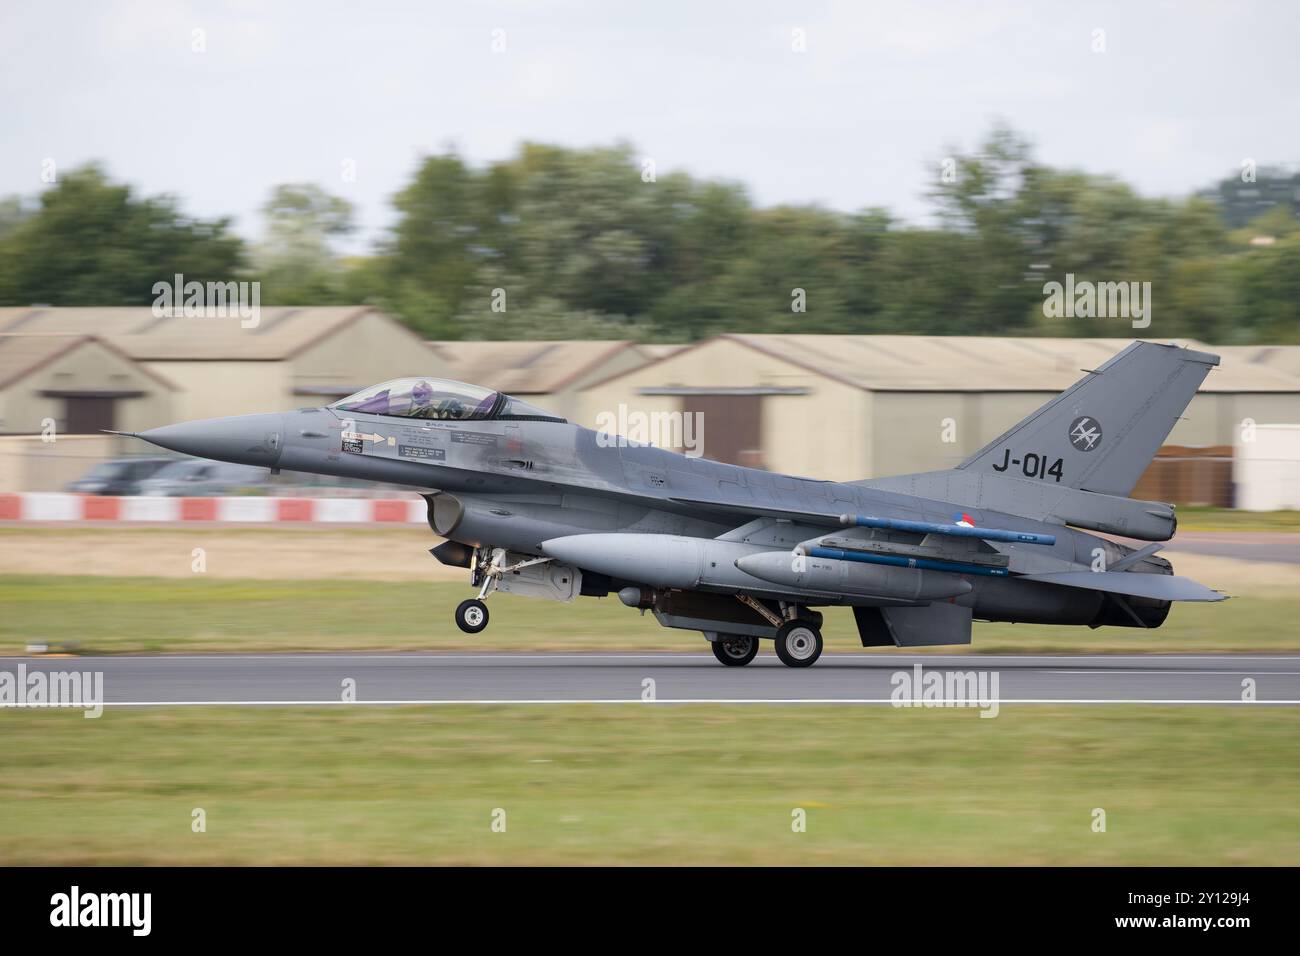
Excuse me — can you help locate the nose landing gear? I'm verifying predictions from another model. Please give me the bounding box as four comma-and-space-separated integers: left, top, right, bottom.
455, 545, 501, 634
454, 546, 557, 634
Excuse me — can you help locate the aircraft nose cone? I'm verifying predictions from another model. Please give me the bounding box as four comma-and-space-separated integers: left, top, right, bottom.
136, 412, 285, 466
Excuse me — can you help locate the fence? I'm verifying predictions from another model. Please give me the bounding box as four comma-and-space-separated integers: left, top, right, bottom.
0, 493, 427, 523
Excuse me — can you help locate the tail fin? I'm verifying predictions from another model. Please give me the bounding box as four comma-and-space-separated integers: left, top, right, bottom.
956, 342, 1219, 498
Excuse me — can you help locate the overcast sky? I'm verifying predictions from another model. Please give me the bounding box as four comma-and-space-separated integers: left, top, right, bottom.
3, 0, 1297, 251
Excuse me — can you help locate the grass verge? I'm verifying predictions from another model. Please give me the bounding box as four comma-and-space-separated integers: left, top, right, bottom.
1, 705, 1295, 865
1, 574, 1296, 654
1174, 508, 1300, 531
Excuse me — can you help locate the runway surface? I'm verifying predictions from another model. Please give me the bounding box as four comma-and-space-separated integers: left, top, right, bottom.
4, 652, 1300, 706
1166, 531, 1300, 565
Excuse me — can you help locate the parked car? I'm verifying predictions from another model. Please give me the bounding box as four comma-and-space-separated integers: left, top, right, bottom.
134, 460, 271, 496
65, 457, 175, 495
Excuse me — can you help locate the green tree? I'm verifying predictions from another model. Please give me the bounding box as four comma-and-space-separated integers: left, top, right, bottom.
382, 152, 490, 337
1199, 165, 1300, 229
1229, 233, 1300, 342
927, 124, 1052, 334
0, 164, 245, 306
254, 184, 356, 304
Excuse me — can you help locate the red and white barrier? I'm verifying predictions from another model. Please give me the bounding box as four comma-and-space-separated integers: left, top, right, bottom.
0, 493, 427, 524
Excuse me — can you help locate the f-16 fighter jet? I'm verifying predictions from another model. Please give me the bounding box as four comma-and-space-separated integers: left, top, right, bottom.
127, 341, 1226, 667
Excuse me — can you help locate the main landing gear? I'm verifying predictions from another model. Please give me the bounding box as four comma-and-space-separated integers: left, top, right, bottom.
711, 634, 759, 666
708, 596, 825, 668
773, 620, 823, 668
707, 622, 824, 668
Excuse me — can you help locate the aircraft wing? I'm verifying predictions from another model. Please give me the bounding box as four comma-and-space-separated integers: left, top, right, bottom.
667, 497, 841, 526
669, 498, 1055, 545
1017, 570, 1227, 602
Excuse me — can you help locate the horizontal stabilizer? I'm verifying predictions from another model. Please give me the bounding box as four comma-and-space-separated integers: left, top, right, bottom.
1018, 570, 1226, 602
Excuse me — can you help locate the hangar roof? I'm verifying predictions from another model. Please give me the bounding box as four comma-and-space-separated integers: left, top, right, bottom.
711, 335, 1300, 393
0, 307, 388, 361
634, 343, 689, 361
426, 339, 641, 394
0, 333, 177, 390
1212, 345, 1300, 381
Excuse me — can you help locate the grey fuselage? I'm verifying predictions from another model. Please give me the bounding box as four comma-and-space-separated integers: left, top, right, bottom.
148, 404, 1162, 630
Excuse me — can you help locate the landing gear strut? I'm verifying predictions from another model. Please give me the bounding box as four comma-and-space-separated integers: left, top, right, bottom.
454, 546, 555, 634
711, 634, 759, 666
732, 593, 825, 668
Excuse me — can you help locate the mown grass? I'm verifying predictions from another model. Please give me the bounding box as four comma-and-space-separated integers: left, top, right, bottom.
1, 705, 1295, 865
0, 574, 1294, 655
1174, 508, 1300, 531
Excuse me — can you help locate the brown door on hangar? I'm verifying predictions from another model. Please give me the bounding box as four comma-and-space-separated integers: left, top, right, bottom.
680, 393, 764, 467
63, 396, 117, 434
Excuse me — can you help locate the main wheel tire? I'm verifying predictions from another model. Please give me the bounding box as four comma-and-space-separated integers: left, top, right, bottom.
711, 634, 759, 666
455, 598, 490, 634
773, 620, 823, 667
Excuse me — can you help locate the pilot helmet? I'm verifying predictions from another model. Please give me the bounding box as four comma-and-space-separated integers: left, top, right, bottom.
411, 380, 434, 405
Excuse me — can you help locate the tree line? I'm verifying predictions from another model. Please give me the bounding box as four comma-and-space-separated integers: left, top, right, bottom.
1, 126, 1296, 343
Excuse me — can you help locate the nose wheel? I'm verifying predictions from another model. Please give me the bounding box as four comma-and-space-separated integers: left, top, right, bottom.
773, 620, 823, 667
455, 598, 490, 634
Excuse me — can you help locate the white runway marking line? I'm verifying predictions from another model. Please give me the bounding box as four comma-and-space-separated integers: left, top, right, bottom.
5, 698, 1300, 707
5, 653, 1299, 663
0, 654, 722, 663
1043, 669, 1300, 675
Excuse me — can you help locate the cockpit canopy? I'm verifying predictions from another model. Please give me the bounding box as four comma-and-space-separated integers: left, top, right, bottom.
329, 378, 565, 423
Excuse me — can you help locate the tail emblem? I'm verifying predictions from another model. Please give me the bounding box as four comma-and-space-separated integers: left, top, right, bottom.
1068, 415, 1102, 452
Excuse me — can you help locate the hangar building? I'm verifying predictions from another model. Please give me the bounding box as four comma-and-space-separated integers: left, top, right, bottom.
426, 339, 650, 422
0, 306, 433, 428
577, 334, 1300, 504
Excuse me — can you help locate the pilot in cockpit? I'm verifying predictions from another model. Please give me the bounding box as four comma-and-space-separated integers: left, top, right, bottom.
408, 380, 465, 420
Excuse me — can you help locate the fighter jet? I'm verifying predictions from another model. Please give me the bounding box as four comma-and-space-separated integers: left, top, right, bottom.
128, 340, 1226, 667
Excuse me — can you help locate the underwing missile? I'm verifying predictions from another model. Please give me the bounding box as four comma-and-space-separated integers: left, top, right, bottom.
808, 545, 1013, 578
735, 550, 972, 601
